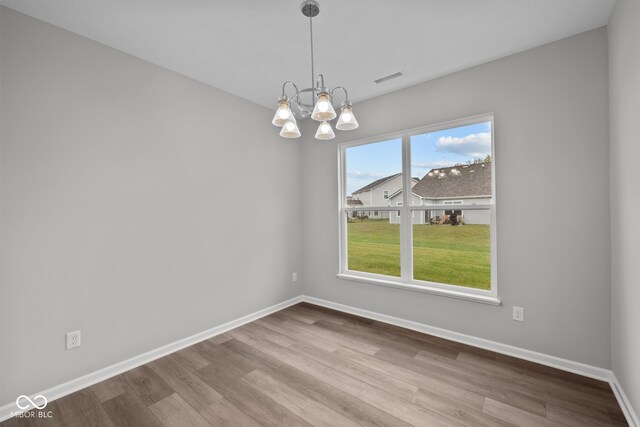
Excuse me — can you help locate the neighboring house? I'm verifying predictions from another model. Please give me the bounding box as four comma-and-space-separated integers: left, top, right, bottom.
389, 162, 492, 224
346, 196, 363, 208
350, 173, 418, 218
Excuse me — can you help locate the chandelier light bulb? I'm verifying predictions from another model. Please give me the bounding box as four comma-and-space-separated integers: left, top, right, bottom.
279, 119, 301, 138
315, 120, 335, 140
278, 108, 291, 120
336, 104, 359, 131
311, 92, 337, 121
272, 99, 294, 127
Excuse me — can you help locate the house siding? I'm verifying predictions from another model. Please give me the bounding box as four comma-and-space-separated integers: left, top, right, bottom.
388, 193, 491, 224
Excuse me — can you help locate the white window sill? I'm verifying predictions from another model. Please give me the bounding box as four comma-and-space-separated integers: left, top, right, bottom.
336, 273, 501, 306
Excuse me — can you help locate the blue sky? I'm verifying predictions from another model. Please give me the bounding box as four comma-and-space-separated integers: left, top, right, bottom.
346, 121, 491, 195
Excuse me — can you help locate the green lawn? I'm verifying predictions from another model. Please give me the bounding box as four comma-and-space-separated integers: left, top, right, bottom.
347, 219, 491, 290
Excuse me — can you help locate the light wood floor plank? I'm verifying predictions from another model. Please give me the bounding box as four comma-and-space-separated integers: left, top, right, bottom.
334, 345, 487, 410
195, 355, 312, 427
147, 353, 223, 412
256, 317, 341, 352
89, 377, 126, 403
149, 393, 212, 427
242, 369, 362, 427
101, 393, 163, 427
229, 322, 461, 427
416, 347, 614, 414
199, 398, 263, 427
120, 365, 174, 406
172, 345, 212, 371
208, 333, 233, 345
483, 397, 556, 426
221, 338, 413, 427
412, 388, 513, 427
545, 402, 617, 427
318, 317, 458, 360
54, 389, 114, 427
240, 321, 297, 348
289, 341, 419, 401
377, 346, 548, 416
455, 351, 618, 417
284, 305, 348, 326
282, 318, 381, 355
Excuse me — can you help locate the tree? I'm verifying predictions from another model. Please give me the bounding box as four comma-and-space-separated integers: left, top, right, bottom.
466, 154, 492, 165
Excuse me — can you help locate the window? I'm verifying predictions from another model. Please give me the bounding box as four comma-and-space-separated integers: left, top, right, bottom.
338, 115, 498, 304
343, 138, 402, 277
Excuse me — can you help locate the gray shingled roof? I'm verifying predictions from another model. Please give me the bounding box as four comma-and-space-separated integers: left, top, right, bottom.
352, 173, 401, 195
412, 163, 492, 199
346, 198, 364, 206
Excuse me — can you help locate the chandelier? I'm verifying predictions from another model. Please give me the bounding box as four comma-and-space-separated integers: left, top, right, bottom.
272, 0, 359, 140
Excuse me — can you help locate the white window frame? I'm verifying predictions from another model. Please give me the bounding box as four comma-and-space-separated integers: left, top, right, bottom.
337, 114, 499, 305
383, 190, 389, 199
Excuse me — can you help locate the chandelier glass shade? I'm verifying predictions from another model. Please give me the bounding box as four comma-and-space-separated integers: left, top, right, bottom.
272, 1, 358, 140
315, 120, 336, 140
336, 102, 359, 131
311, 92, 337, 121
279, 119, 301, 138
272, 99, 295, 127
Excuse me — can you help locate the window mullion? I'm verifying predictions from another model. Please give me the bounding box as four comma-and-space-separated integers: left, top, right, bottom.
338, 145, 347, 273
400, 134, 412, 283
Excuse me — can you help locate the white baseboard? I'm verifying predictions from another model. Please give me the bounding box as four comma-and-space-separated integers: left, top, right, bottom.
610, 373, 640, 427
0, 295, 303, 422
301, 295, 637, 427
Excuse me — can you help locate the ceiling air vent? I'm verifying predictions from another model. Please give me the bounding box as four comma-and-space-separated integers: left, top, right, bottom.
374, 71, 404, 84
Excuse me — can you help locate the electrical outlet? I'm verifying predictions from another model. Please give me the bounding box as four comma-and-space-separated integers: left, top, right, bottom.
66, 330, 81, 350
512, 307, 524, 322
292, 272, 298, 282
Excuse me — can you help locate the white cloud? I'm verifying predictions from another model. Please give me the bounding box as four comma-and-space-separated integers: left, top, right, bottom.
436, 132, 491, 158
347, 171, 386, 180
411, 161, 455, 170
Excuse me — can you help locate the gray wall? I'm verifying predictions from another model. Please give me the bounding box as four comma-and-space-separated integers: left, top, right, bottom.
0, 7, 302, 406
609, 0, 640, 415
301, 28, 611, 368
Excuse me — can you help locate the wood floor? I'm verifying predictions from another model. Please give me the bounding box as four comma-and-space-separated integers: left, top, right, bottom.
3, 302, 627, 426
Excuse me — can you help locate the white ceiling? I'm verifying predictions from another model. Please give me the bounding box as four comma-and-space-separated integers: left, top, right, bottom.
1, 0, 615, 109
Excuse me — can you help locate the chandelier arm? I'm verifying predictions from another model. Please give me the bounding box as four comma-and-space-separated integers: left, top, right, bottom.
316, 74, 326, 91
294, 92, 303, 110
331, 86, 349, 104
281, 81, 300, 99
